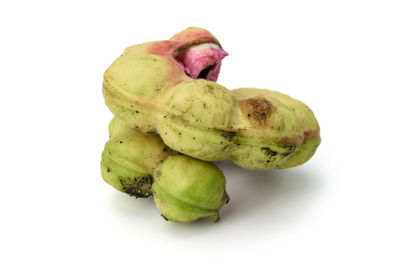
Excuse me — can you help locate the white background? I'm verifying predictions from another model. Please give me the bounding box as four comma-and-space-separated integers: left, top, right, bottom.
1, 0, 399, 266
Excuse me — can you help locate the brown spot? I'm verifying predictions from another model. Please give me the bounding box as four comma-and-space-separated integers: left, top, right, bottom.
239, 97, 275, 127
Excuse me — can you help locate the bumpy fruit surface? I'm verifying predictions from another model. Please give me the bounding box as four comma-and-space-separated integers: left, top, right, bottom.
152, 155, 229, 223
232, 88, 321, 168
101, 118, 170, 197
101, 117, 229, 222
103, 27, 320, 169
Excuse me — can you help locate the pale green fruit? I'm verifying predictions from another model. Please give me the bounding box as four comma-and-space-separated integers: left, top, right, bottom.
108, 116, 133, 137
100, 121, 170, 198
232, 88, 321, 168
102, 28, 321, 170
103, 53, 304, 170
101, 119, 230, 223
152, 155, 229, 223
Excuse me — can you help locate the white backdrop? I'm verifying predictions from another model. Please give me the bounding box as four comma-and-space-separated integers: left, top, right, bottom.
1, 1, 399, 266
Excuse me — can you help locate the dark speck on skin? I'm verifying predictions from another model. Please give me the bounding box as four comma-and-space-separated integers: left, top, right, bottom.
281, 144, 298, 157
281, 151, 294, 157
120, 175, 153, 198
261, 147, 277, 157
135, 110, 139, 113
221, 131, 236, 141
119, 141, 123, 144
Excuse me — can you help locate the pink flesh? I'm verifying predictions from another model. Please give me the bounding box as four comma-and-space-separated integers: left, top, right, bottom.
175, 43, 228, 82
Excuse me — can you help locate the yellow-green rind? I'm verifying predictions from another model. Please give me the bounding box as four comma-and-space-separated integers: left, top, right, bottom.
103, 53, 188, 133
108, 116, 133, 137
152, 155, 227, 223
103, 53, 304, 170
233, 88, 321, 168
100, 125, 170, 197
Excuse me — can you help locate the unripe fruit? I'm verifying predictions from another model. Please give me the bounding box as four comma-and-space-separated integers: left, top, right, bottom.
103, 28, 318, 170
101, 118, 170, 197
152, 155, 229, 223
101, 118, 229, 223
232, 88, 321, 168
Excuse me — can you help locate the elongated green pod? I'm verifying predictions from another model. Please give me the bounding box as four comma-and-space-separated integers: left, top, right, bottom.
103, 27, 320, 170
103, 29, 306, 170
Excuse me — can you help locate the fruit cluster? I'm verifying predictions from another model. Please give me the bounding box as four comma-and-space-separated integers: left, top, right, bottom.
101, 27, 320, 223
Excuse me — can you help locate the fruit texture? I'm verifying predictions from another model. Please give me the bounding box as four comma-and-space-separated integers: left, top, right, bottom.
103, 27, 320, 169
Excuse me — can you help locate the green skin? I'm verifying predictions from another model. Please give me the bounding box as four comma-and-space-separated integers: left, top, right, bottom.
152, 155, 228, 223
232, 88, 321, 169
103, 27, 320, 170
108, 115, 134, 137
101, 117, 171, 198
103, 54, 319, 170
101, 117, 229, 222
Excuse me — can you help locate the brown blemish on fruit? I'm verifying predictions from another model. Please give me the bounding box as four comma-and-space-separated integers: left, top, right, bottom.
239, 97, 274, 127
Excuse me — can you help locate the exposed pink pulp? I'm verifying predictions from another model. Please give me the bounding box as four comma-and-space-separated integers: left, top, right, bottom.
175, 43, 228, 82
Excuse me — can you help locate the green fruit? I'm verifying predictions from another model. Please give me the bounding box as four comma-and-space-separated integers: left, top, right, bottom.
108, 116, 133, 137
152, 155, 229, 223
103, 28, 320, 170
102, 118, 230, 223
232, 88, 321, 168
100, 120, 170, 198
103, 53, 305, 170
